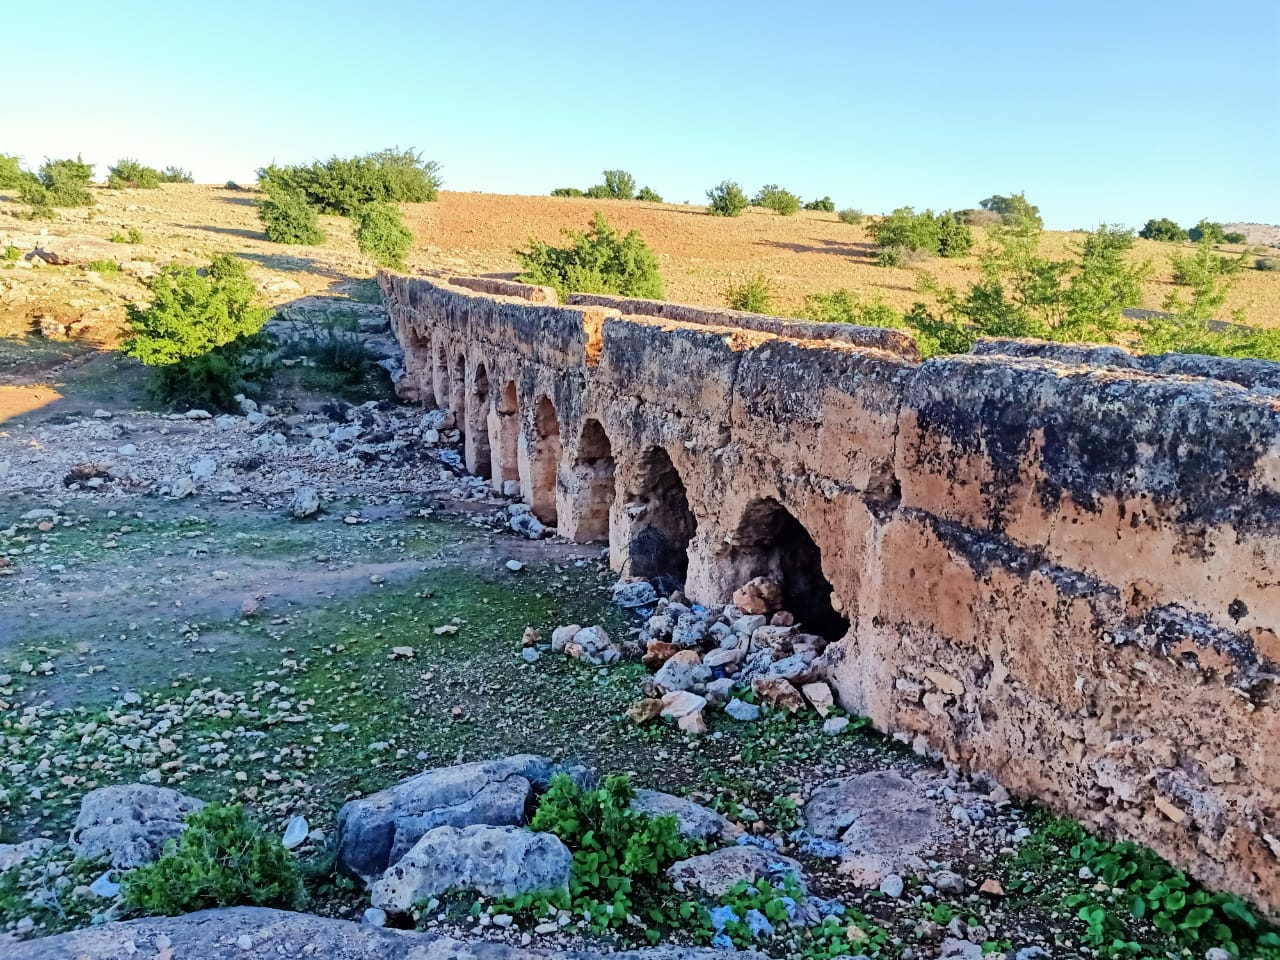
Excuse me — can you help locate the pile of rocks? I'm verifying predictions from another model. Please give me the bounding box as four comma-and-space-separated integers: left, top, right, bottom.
608, 576, 842, 735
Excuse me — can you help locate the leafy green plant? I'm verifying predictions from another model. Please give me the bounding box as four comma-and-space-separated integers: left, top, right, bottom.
804, 196, 836, 212
259, 147, 440, 216
355, 202, 414, 268
110, 226, 144, 244
754, 184, 801, 216
712, 877, 890, 957
22, 156, 95, 208
1223, 231, 1247, 244
123, 254, 272, 409
1188, 219, 1227, 244
706, 180, 749, 217
1138, 218, 1187, 242
979, 192, 1043, 230
637, 186, 663, 203
726, 275, 774, 313
123, 803, 303, 915
551, 187, 585, 197
0, 154, 29, 189
803, 289, 900, 329
1007, 814, 1280, 959
85, 259, 120, 275
2, 245, 20, 261
584, 169, 636, 200
158, 166, 194, 183
259, 188, 325, 245
516, 212, 662, 300
837, 208, 864, 225
868, 207, 972, 261
107, 158, 160, 189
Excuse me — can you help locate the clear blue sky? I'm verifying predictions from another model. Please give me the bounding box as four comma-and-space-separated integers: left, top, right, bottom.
5, 0, 1277, 230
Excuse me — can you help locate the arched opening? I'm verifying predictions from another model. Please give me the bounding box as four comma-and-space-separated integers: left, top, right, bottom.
403, 325, 434, 405
724, 498, 849, 641
467, 362, 492, 479
529, 396, 561, 524
626, 447, 696, 583
451, 355, 466, 437
496, 381, 520, 489
572, 419, 616, 542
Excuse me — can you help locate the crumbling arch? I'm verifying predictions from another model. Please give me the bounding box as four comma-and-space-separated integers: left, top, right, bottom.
451, 354, 467, 437
433, 339, 448, 413
571, 418, 616, 542
466, 361, 492, 479
494, 380, 520, 491
528, 396, 562, 524
626, 447, 696, 583
723, 497, 848, 641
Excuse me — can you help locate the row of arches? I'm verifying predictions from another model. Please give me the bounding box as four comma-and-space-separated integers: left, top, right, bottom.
431, 346, 849, 642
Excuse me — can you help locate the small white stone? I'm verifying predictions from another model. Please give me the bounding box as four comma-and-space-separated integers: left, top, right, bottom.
236, 934, 253, 950
505, 559, 525, 572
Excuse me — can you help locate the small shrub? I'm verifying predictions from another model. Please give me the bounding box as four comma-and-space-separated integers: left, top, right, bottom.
837, 208, 864, 225
107, 158, 160, 190
158, 166, 194, 183
109, 226, 144, 244
936, 214, 974, 257
517, 212, 662, 300
0, 154, 29, 189
726, 275, 774, 313
550, 187, 585, 197
85, 259, 121, 275
877, 246, 904, 267
636, 186, 662, 203
123, 803, 302, 915
260, 147, 441, 216
803, 196, 836, 212
868, 207, 971, 262
24, 156, 94, 207
1257, 257, 1280, 272
1187, 219, 1227, 244
1139, 217, 1187, 242
225, 180, 241, 190
355, 202, 414, 268
979, 192, 1043, 230
259, 189, 325, 245
804, 289, 901, 328
754, 184, 801, 216
1223, 231, 1247, 244
2, 245, 21, 261
123, 254, 272, 410
706, 180, 748, 217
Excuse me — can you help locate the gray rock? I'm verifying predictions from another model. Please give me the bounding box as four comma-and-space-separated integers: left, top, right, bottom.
671, 614, 708, 647
69, 784, 205, 868
612, 580, 658, 608
510, 512, 545, 540
190, 456, 217, 481
878, 874, 904, 898
724, 698, 760, 722
288, 487, 320, 519
822, 717, 850, 736
371, 825, 572, 912
336, 755, 558, 885
630, 790, 732, 841
667, 844, 805, 897
521, 648, 541, 664
940, 939, 984, 960
932, 869, 966, 894
804, 770, 940, 887
0, 838, 53, 872
652, 656, 711, 694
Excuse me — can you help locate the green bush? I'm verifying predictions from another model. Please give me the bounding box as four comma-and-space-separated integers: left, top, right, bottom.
2, 245, 21, 261
259, 147, 440, 216
636, 186, 663, 203
516, 211, 663, 300
109, 227, 144, 244
86, 259, 120, 275
837, 208, 864, 225
22, 156, 94, 207
551, 187, 585, 197
0, 154, 29, 189
706, 180, 749, 217
123, 254, 271, 409
726, 275, 774, 313
259, 189, 325, 245
803, 196, 836, 212
355, 202, 414, 268
123, 803, 302, 915
583, 169, 636, 200
1258, 257, 1280, 272
107, 158, 160, 189
1138, 218, 1187, 242
803, 289, 900, 328
158, 166, 194, 183
754, 184, 801, 216
1223, 231, 1247, 244
877, 246, 905, 268
979, 192, 1043, 230
936, 214, 975, 257
868, 207, 971, 261
1188, 219, 1227, 244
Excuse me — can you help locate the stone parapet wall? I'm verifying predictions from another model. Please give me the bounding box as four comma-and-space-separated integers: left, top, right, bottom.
378, 271, 1280, 912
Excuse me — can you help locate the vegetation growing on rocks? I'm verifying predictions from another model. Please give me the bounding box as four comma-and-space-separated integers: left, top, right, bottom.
516, 212, 663, 300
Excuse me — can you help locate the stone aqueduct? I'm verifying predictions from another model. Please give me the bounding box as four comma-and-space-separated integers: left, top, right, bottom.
378, 271, 1280, 912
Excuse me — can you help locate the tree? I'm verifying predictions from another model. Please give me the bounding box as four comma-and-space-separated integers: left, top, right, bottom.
1187, 219, 1226, 244
585, 169, 636, 200
706, 180, 748, 217
1138, 218, 1187, 242
804, 196, 836, 212
979, 192, 1043, 231
753, 184, 801, 215
636, 186, 663, 203
516, 212, 663, 300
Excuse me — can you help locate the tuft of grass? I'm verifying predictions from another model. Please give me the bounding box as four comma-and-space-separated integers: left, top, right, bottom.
85, 259, 121, 275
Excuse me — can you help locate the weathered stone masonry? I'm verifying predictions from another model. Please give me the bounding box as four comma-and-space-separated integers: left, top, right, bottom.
379, 271, 1280, 912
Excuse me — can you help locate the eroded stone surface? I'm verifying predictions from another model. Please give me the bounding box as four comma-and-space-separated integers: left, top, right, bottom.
68, 784, 205, 868
667, 844, 806, 897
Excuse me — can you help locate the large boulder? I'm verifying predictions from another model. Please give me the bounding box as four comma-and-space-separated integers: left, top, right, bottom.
371, 825, 572, 913
804, 770, 940, 886
5, 907, 770, 959
0, 838, 52, 872
667, 844, 805, 897
68, 784, 205, 868
630, 790, 733, 842
336, 755, 571, 885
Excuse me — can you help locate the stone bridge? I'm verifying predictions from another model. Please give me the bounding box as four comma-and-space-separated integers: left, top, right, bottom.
378, 271, 1280, 911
